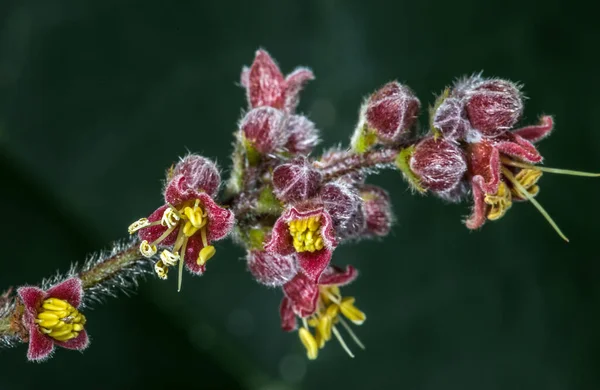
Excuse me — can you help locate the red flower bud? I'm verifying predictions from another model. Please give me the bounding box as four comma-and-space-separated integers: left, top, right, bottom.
272, 158, 322, 203
432, 97, 471, 140
170, 155, 221, 198
240, 107, 286, 154
360, 185, 393, 237
284, 115, 320, 155
247, 250, 298, 286
365, 81, 421, 143
409, 137, 467, 194
465, 79, 523, 137
320, 182, 364, 238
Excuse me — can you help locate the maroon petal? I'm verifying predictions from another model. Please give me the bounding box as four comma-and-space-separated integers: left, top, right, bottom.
469, 141, 501, 194
27, 327, 54, 362
512, 115, 553, 143
184, 235, 206, 275
56, 329, 89, 351
465, 179, 488, 230
200, 193, 235, 241
280, 297, 298, 332
17, 287, 45, 315
138, 205, 179, 246
272, 157, 322, 203
494, 133, 542, 164
297, 249, 333, 284
247, 250, 298, 286
264, 215, 295, 256
248, 49, 286, 109
170, 155, 221, 198
283, 272, 319, 317
319, 265, 357, 286
164, 174, 205, 205
284, 67, 314, 112
46, 278, 83, 308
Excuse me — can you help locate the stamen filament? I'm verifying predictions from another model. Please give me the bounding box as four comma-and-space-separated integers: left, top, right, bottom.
502, 167, 569, 242
338, 317, 365, 350
501, 158, 600, 177
331, 326, 354, 358
150, 224, 178, 246
177, 236, 189, 292
323, 290, 341, 305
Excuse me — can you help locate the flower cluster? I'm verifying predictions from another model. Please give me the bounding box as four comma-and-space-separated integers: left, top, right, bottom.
8, 49, 596, 363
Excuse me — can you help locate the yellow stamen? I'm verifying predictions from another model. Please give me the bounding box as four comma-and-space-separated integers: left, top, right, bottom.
298, 327, 319, 360
338, 317, 365, 350
161, 207, 181, 228
339, 297, 367, 325
140, 240, 158, 257
484, 181, 513, 221
35, 298, 86, 342
316, 315, 333, 342
512, 169, 542, 198
198, 245, 216, 266
128, 218, 158, 234
501, 158, 600, 177
288, 216, 325, 253
160, 249, 180, 267
154, 260, 168, 280
502, 167, 569, 242
331, 325, 354, 358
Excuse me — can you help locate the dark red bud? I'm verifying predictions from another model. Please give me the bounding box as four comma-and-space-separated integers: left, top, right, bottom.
284, 115, 320, 154
272, 158, 322, 203
240, 107, 286, 154
360, 185, 393, 237
409, 137, 467, 194
433, 97, 471, 140
170, 155, 221, 198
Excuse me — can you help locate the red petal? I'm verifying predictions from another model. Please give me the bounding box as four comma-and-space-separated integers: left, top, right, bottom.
284, 67, 314, 113
164, 175, 206, 205
283, 272, 319, 317
183, 235, 206, 275
56, 329, 89, 351
465, 179, 488, 229
512, 115, 553, 143
17, 286, 45, 315
46, 278, 83, 308
297, 249, 332, 284
248, 49, 285, 109
469, 141, 501, 194
264, 215, 295, 256
138, 205, 179, 246
27, 327, 54, 362
280, 297, 298, 332
494, 133, 542, 163
247, 250, 298, 286
200, 193, 235, 241
319, 265, 357, 286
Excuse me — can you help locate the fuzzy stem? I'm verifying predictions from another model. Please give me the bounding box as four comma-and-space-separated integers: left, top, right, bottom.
317, 147, 402, 181
79, 241, 146, 289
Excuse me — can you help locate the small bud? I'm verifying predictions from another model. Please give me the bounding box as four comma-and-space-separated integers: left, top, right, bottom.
240, 107, 286, 155
272, 158, 322, 203
465, 79, 523, 137
360, 185, 393, 237
284, 115, 320, 155
320, 182, 364, 238
432, 97, 471, 140
247, 250, 298, 286
247, 49, 286, 109
170, 155, 221, 198
409, 137, 467, 194
364, 81, 421, 143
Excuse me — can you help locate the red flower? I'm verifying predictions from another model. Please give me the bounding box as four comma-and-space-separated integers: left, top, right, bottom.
128, 155, 234, 289
17, 278, 89, 362
279, 266, 366, 359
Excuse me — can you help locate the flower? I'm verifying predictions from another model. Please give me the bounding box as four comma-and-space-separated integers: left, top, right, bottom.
265, 203, 337, 283
128, 155, 234, 290
17, 278, 89, 362
241, 49, 314, 113
280, 265, 366, 360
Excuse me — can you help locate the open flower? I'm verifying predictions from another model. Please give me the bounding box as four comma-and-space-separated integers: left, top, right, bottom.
128, 155, 234, 290
17, 278, 89, 362
280, 265, 366, 360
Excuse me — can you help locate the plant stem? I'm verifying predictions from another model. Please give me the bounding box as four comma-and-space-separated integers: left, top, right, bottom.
79, 242, 146, 289
316, 147, 401, 181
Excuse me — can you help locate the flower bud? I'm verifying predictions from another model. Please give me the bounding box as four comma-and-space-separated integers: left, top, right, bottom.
360, 185, 393, 237
272, 157, 321, 203
240, 107, 286, 155
247, 49, 286, 109
465, 79, 523, 137
320, 182, 365, 238
364, 81, 421, 143
247, 250, 298, 286
284, 115, 320, 155
432, 97, 471, 140
409, 137, 467, 194
169, 155, 221, 198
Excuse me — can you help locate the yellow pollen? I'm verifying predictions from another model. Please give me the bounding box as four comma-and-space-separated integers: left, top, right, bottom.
198, 245, 216, 266
288, 216, 325, 253
154, 260, 169, 280
128, 218, 151, 234
484, 181, 513, 221
298, 327, 319, 360
339, 297, 367, 325
34, 298, 86, 342
512, 168, 542, 198
159, 249, 180, 267
140, 240, 158, 257
161, 207, 181, 228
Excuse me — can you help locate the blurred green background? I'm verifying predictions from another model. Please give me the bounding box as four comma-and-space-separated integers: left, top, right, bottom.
1, 0, 599, 389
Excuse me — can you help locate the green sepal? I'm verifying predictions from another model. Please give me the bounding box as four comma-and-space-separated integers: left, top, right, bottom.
395, 145, 426, 193
351, 124, 378, 154
256, 186, 283, 215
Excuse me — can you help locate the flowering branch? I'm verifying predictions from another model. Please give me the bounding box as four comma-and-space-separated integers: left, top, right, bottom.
2, 49, 597, 363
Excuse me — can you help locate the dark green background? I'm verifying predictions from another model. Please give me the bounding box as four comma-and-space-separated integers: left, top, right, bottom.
1, 1, 598, 389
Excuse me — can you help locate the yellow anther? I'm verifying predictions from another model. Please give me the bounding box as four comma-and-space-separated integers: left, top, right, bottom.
183, 205, 207, 229
197, 245, 216, 266
484, 181, 513, 221
161, 207, 181, 228
36, 298, 85, 342
298, 327, 319, 360
317, 315, 333, 342
154, 260, 169, 280
128, 218, 151, 234
288, 216, 324, 253
512, 168, 542, 198
339, 297, 366, 325
326, 304, 340, 318
160, 249, 180, 267
140, 240, 158, 257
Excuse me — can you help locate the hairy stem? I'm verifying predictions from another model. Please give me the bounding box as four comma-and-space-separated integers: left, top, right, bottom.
316, 147, 401, 181
79, 242, 145, 289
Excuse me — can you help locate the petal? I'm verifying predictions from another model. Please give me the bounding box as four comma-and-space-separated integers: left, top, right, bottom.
56, 329, 89, 351
138, 205, 179, 246
512, 115, 553, 143
248, 49, 286, 109
247, 250, 298, 287
279, 297, 298, 332
27, 327, 54, 362
264, 215, 295, 256
171, 155, 221, 198
272, 157, 322, 203
17, 286, 45, 315
283, 272, 319, 317
46, 278, 83, 308
183, 235, 206, 275
297, 249, 333, 284
465, 179, 488, 230
284, 67, 314, 113
469, 141, 501, 194
164, 174, 205, 205
319, 265, 358, 286
494, 133, 542, 164
199, 193, 235, 241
